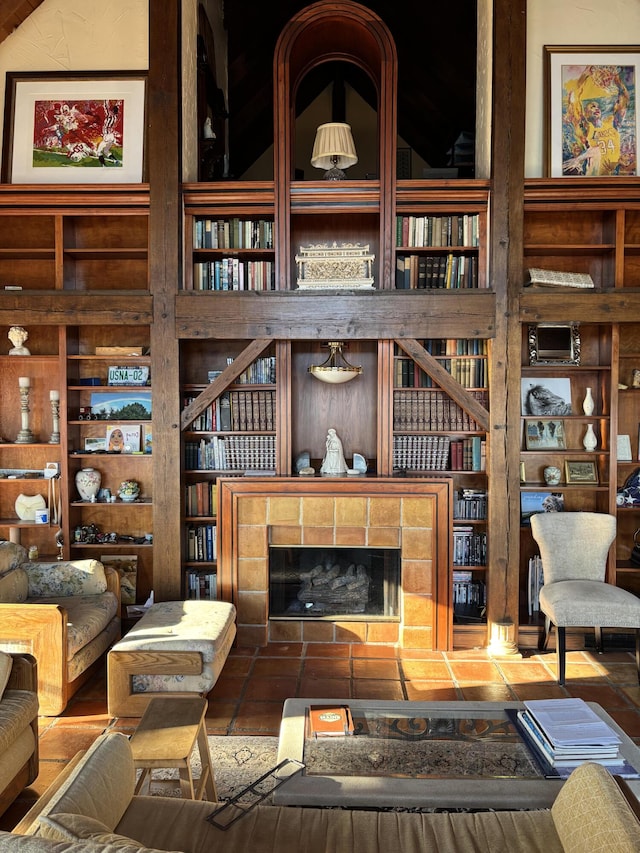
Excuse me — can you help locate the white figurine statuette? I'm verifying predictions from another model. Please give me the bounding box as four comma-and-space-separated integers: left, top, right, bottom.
320, 428, 347, 475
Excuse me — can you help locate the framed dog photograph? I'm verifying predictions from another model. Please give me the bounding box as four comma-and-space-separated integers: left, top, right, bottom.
521, 377, 572, 417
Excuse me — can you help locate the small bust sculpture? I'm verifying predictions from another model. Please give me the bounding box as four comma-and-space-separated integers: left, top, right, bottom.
320, 428, 348, 476
8, 325, 30, 355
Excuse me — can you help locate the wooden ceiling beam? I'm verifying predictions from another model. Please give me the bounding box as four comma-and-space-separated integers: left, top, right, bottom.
0, 0, 45, 43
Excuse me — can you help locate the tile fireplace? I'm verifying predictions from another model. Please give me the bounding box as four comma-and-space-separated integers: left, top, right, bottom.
217, 477, 452, 650
268, 545, 401, 619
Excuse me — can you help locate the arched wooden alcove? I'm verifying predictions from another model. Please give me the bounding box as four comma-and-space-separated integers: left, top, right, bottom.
274, 0, 398, 290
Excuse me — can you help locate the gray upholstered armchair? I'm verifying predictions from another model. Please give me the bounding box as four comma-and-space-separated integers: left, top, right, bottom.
530, 511, 640, 685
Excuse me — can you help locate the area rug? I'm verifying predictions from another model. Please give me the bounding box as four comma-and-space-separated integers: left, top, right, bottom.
146, 736, 280, 800
303, 714, 543, 779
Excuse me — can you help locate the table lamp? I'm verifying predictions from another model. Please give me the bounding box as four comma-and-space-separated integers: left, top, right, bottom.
311, 122, 358, 180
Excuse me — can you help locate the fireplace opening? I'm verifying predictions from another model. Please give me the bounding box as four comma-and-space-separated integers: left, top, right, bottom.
269, 546, 400, 619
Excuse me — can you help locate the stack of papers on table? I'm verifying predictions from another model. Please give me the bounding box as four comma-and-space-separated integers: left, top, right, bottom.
513, 698, 639, 779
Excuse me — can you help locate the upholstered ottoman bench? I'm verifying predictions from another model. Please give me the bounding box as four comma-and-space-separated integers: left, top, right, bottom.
107, 599, 236, 717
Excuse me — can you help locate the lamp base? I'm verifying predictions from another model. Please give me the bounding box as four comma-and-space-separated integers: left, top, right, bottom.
323, 165, 346, 180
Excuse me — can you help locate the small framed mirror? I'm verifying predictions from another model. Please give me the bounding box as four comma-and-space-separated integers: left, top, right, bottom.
528, 323, 580, 366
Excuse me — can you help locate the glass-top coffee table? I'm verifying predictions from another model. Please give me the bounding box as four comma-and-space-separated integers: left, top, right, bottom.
274, 699, 640, 809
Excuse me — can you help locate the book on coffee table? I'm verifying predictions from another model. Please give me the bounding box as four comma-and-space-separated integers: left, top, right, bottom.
308, 705, 355, 738
507, 703, 640, 780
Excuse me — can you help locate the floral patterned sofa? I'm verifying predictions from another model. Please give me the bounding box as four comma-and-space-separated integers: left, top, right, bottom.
0, 541, 120, 716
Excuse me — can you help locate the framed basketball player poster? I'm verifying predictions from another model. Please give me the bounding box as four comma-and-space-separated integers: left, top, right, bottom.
2, 71, 146, 183
544, 46, 639, 177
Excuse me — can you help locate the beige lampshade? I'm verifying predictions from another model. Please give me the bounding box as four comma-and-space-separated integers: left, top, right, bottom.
311, 122, 358, 171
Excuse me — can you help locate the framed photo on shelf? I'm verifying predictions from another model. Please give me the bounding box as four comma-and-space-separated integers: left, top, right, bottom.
528, 323, 581, 366
617, 434, 633, 462
100, 554, 137, 606
544, 46, 639, 178
524, 418, 567, 450
106, 424, 141, 453
91, 391, 151, 420
565, 460, 599, 484
1, 71, 146, 184
521, 377, 572, 416
521, 491, 565, 525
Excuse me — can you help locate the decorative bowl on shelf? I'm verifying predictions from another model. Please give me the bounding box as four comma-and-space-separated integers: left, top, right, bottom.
118, 480, 140, 502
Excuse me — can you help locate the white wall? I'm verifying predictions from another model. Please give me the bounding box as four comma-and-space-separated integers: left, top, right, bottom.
525, 0, 640, 177
2, 1, 639, 180
0, 0, 148, 158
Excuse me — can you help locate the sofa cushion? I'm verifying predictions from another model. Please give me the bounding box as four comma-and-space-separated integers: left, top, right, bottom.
38, 814, 181, 853
33, 733, 135, 832
0, 541, 28, 576
0, 566, 28, 603
67, 613, 120, 683
118, 796, 562, 853
551, 761, 640, 852
23, 561, 107, 598
0, 651, 11, 700
0, 830, 171, 853
0, 724, 36, 794
34, 594, 119, 660
0, 688, 38, 754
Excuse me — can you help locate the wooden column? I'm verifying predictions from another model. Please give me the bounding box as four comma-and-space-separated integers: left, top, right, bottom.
486, 0, 527, 651
148, 0, 183, 599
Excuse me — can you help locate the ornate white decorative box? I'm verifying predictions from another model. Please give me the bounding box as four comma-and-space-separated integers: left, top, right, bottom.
295, 242, 375, 289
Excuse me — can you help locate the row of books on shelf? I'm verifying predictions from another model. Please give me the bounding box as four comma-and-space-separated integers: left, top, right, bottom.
527, 554, 544, 616
185, 435, 277, 471
395, 253, 479, 290
452, 571, 486, 607
395, 355, 488, 389
185, 480, 217, 518
220, 355, 276, 385
393, 389, 488, 431
397, 339, 489, 357
194, 217, 274, 249
450, 436, 485, 471
184, 389, 275, 432
184, 392, 230, 431
454, 489, 487, 520
453, 526, 487, 566
396, 214, 479, 248
393, 434, 450, 471
192, 259, 275, 291
185, 569, 217, 601
511, 698, 638, 779
186, 523, 217, 562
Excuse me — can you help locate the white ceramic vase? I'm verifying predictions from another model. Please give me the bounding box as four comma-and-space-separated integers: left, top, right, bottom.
582, 387, 595, 416
75, 467, 101, 501
583, 423, 597, 452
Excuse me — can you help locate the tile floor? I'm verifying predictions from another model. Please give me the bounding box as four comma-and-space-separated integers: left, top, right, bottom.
3, 641, 640, 831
